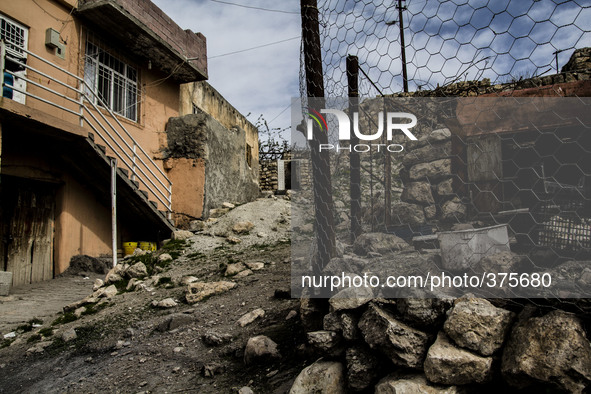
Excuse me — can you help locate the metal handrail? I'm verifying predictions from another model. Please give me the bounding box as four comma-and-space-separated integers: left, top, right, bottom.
0, 43, 173, 213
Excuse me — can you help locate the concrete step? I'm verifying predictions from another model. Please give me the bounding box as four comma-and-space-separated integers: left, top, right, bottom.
119, 168, 129, 178
139, 190, 148, 199
96, 144, 106, 154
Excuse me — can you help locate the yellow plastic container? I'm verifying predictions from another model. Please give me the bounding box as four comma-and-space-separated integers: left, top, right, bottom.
139, 241, 157, 251
123, 242, 138, 256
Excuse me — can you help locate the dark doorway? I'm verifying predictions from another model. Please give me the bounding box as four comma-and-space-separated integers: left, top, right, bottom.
1, 176, 56, 286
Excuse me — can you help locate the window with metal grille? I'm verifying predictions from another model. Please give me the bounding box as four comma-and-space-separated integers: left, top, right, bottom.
0, 14, 27, 59
84, 40, 139, 122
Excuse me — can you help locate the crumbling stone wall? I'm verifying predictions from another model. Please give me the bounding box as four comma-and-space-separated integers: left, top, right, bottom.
259, 160, 278, 191
388, 48, 591, 229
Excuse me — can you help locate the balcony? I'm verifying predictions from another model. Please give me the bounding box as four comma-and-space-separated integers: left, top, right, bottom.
76, 0, 207, 83
0, 42, 174, 232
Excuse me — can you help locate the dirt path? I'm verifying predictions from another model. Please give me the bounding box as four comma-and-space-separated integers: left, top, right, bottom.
0, 273, 102, 334
0, 198, 308, 393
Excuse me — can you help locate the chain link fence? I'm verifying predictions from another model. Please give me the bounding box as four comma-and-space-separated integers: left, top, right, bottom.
294, 0, 591, 300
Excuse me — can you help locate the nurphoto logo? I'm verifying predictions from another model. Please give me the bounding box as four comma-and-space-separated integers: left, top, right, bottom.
305, 108, 418, 152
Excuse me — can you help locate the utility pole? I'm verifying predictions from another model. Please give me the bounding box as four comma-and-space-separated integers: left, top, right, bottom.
300, 0, 336, 275
388, 0, 408, 92
347, 55, 362, 243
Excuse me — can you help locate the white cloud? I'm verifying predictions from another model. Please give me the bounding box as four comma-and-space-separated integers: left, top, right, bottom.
152, 0, 301, 134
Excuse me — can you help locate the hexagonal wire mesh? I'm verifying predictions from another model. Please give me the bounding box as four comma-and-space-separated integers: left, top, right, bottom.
295, 0, 591, 299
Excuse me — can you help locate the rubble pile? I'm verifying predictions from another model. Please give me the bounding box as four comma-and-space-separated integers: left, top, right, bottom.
294, 293, 591, 393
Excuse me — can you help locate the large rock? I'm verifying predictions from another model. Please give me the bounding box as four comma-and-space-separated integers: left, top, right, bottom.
105, 264, 125, 284
397, 297, 452, 328
409, 159, 451, 181
440, 197, 467, 222
237, 308, 265, 327
391, 202, 426, 227
471, 251, 522, 275
307, 330, 343, 357
358, 303, 430, 369
444, 296, 514, 356
172, 230, 193, 240
225, 262, 247, 276
401, 182, 435, 205
375, 374, 460, 394
501, 310, 591, 393
345, 346, 379, 392
402, 141, 451, 168
299, 298, 327, 331
436, 178, 454, 197
424, 332, 492, 385
244, 335, 280, 365
185, 281, 236, 303
340, 312, 359, 341
352, 233, 409, 256
289, 361, 346, 394
232, 221, 254, 234
156, 313, 193, 332
126, 262, 148, 279
329, 286, 374, 312
323, 256, 367, 277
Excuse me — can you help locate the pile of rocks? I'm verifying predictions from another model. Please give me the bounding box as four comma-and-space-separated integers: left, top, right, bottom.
293, 294, 591, 393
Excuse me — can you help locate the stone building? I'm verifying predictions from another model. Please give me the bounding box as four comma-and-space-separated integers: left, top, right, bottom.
0, 0, 258, 285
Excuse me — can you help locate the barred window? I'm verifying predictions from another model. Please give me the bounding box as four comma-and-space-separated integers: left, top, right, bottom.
84, 40, 139, 122
0, 14, 27, 58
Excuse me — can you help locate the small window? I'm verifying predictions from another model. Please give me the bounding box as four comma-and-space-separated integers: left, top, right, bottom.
84, 39, 139, 122
246, 143, 253, 168
0, 14, 27, 59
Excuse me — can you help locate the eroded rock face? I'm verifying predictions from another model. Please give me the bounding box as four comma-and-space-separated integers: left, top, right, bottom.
289, 361, 346, 394
358, 303, 430, 369
424, 332, 493, 385
501, 310, 591, 393
443, 296, 514, 356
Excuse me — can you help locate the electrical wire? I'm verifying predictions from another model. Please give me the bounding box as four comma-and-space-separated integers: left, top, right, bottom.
209, 36, 300, 59
208, 0, 299, 15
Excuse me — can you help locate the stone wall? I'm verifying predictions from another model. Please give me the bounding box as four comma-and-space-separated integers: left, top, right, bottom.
295, 291, 591, 392
389, 47, 591, 229
259, 160, 278, 191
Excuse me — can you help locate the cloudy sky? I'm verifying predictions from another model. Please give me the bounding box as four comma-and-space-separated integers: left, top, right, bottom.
152, 0, 589, 140
152, 0, 301, 136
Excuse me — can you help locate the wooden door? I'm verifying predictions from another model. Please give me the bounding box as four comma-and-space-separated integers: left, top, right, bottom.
1, 177, 55, 286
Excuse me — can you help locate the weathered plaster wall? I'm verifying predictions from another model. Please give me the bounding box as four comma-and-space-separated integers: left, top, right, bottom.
1, 129, 116, 274
180, 81, 259, 165
165, 158, 205, 226
202, 111, 259, 215
165, 110, 259, 220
